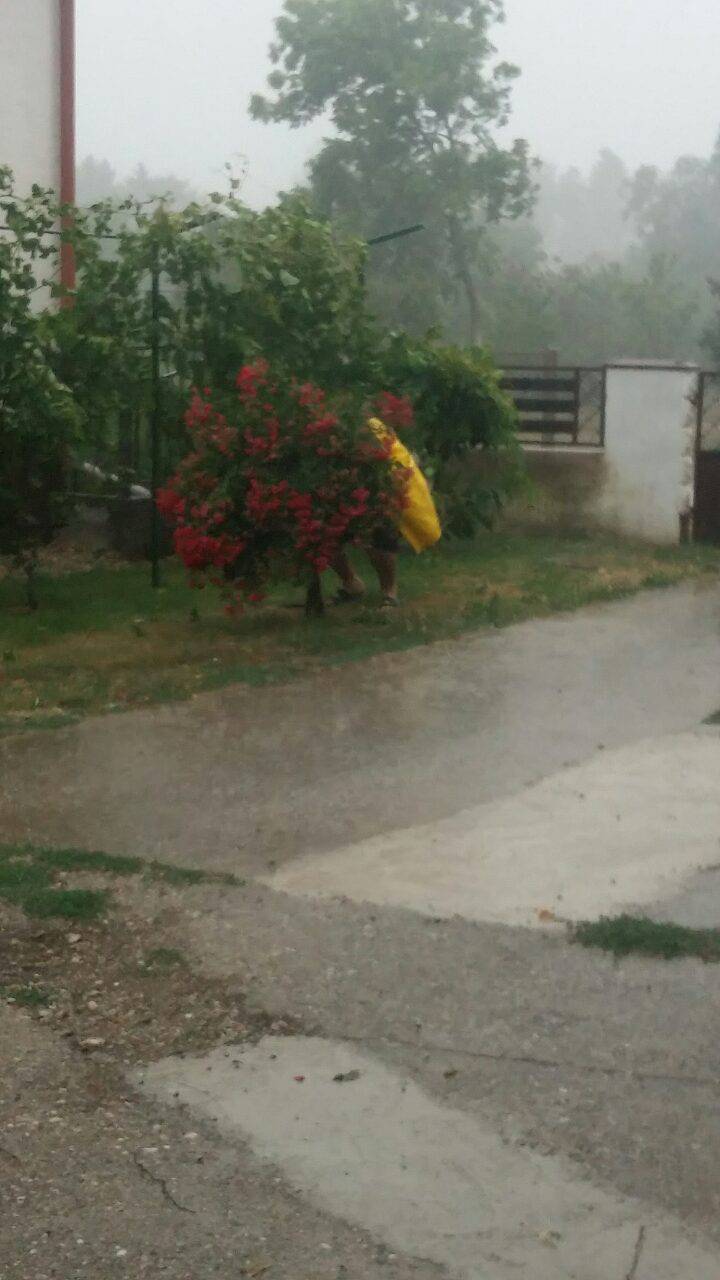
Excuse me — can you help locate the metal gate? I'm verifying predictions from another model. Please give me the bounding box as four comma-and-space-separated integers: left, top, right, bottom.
695, 372, 720, 545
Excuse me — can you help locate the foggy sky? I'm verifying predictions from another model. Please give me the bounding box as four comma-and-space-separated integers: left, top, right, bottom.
78, 0, 720, 205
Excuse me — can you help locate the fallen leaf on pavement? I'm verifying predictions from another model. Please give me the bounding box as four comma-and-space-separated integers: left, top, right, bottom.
537, 909, 558, 924
538, 1229, 562, 1248
242, 1260, 272, 1277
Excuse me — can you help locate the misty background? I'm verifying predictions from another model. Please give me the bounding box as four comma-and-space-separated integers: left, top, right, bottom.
76, 0, 720, 364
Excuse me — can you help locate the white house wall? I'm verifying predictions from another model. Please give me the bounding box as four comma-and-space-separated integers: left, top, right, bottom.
509, 365, 699, 545
0, 0, 61, 196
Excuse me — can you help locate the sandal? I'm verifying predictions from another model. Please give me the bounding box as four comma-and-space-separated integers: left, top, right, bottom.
380, 595, 400, 609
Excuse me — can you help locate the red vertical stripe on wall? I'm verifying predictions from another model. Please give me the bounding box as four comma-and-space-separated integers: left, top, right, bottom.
59, 0, 76, 294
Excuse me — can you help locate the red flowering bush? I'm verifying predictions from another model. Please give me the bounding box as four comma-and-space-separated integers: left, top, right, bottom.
159, 360, 408, 613
373, 392, 415, 433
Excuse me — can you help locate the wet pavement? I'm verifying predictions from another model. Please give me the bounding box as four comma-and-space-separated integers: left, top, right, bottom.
139, 1034, 720, 1280
1, 581, 719, 873
3, 580, 720, 1278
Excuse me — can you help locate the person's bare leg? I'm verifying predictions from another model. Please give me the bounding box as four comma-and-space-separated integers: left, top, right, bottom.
331, 549, 365, 599
368, 548, 398, 603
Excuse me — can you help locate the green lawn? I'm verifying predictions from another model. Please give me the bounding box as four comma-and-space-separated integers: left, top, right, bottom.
1, 533, 718, 732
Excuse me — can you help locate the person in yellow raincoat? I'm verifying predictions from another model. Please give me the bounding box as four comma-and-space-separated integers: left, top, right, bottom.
332, 414, 441, 607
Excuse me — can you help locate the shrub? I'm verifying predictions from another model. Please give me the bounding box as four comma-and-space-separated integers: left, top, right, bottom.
0, 168, 82, 607
46, 192, 380, 474
159, 360, 407, 614
378, 335, 522, 536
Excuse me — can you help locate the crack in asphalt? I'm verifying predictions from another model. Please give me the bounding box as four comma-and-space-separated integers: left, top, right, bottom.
349, 1033, 720, 1092
133, 1149, 197, 1215
625, 1224, 646, 1279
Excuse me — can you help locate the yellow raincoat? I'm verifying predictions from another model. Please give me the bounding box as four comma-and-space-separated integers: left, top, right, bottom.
368, 418, 442, 553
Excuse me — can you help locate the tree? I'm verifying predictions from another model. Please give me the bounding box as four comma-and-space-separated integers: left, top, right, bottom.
547, 256, 698, 365
42, 192, 213, 473
703, 278, 720, 367
469, 252, 698, 367
627, 134, 720, 355
628, 138, 720, 288
77, 157, 201, 210
0, 168, 82, 608
534, 150, 634, 264
251, 0, 534, 343
44, 188, 382, 476
204, 194, 379, 392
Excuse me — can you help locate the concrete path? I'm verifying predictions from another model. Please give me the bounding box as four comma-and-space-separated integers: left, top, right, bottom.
140, 1036, 720, 1280
265, 729, 720, 925
0, 1006, 442, 1280
4, 581, 720, 1278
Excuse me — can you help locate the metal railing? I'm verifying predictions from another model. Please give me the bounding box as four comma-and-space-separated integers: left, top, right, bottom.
500, 366, 607, 448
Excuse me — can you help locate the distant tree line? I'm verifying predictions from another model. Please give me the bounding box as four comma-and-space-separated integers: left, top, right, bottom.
79, 0, 720, 367
248, 0, 720, 367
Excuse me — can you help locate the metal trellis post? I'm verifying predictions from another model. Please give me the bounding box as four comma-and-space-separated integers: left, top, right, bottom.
150, 244, 163, 589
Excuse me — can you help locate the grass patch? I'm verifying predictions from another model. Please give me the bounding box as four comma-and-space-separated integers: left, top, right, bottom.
21, 888, 109, 921
34, 848, 144, 876
704, 709, 720, 726
2, 984, 54, 1008
0, 859, 50, 895
145, 947, 188, 970
575, 915, 720, 962
2, 534, 718, 731
0, 842, 242, 923
0, 846, 110, 921
146, 860, 240, 888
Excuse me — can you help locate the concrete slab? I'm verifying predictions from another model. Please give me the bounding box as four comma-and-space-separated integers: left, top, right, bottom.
651, 866, 720, 928
0, 1006, 442, 1280
139, 1036, 720, 1280
264, 731, 720, 926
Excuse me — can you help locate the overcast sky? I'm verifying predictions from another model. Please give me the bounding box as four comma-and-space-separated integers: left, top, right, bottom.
77, 0, 720, 205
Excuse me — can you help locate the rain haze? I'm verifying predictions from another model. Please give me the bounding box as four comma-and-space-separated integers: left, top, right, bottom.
77, 0, 720, 204
4, 1, 720, 1274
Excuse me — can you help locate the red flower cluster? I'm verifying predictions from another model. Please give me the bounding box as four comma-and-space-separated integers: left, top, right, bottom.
156, 487, 186, 523
236, 359, 270, 402
173, 526, 245, 571
302, 413, 339, 440
157, 361, 410, 610
375, 392, 415, 432
296, 381, 326, 410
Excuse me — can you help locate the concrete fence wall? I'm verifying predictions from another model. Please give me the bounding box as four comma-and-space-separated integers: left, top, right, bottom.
508, 364, 699, 545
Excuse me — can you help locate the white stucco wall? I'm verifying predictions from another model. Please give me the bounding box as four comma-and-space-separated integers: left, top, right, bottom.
592, 366, 697, 543
510, 365, 699, 544
0, 0, 61, 195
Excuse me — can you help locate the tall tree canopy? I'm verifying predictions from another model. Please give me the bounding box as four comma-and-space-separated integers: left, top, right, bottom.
628, 138, 720, 290
534, 150, 634, 265
76, 158, 201, 211
251, 0, 534, 342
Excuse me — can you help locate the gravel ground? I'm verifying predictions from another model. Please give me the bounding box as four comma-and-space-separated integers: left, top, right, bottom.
0, 898, 441, 1280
